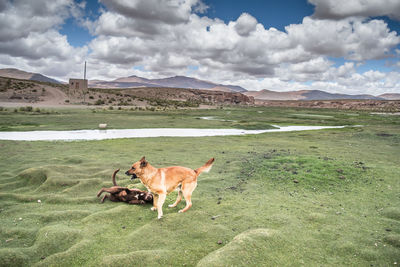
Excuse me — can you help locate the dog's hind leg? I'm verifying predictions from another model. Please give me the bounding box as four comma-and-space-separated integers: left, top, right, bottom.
168, 189, 182, 208
98, 187, 126, 196
179, 181, 197, 213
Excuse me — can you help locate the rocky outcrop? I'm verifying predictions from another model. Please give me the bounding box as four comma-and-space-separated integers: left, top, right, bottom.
256, 99, 400, 112
116, 87, 254, 105
191, 89, 254, 105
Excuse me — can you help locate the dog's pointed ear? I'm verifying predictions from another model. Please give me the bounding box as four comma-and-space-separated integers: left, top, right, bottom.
140, 156, 147, 167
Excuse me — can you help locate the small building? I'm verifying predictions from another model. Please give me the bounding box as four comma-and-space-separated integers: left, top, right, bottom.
69, 79, 88, 92
68, 78, 88, 101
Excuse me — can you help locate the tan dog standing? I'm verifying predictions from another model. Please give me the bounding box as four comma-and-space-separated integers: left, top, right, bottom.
125, 157, 214, 219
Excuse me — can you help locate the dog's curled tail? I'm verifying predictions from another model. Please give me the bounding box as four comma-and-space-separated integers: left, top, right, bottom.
195, 158, 215, 176
112, 169, 120, 186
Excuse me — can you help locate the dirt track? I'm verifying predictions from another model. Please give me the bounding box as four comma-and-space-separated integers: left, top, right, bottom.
0, 85, 84, 108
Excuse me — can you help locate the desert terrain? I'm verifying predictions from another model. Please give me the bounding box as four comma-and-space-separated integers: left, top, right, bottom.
1, 75, 400, 112
0, 76, 253, 109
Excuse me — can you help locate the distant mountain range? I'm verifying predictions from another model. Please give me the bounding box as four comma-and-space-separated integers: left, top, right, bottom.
244, 89, 400, 101
378, 93, 400, 100
0, 68, 61, 84
89, 75, 247, 92
1, 68, 399, 100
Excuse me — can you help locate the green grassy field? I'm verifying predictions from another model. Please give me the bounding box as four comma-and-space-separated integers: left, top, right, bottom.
0, 107, 399, 266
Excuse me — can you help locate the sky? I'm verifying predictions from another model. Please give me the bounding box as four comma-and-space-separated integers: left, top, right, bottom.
0, 0, 400, 95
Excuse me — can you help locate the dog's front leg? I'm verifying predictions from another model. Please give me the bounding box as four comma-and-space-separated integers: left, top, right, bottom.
157, 193, 166, 219
100, 194, 108, 203
151, 194, 158, 211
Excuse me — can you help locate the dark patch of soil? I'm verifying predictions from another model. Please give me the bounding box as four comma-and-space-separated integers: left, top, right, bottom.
376, 133, 394, 137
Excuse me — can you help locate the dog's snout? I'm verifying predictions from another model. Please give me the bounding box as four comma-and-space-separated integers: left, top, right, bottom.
125, 171, 130, 176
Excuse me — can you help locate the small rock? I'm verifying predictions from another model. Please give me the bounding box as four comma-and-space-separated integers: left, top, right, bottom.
293, 179, 299, 183
217, 201, 221, 204
37, 200, 41, 203
18, 217, 22, 221
336, 212, 341, 215
122, 226, 126, 229
211, 215, 221, 220
217, 240, 223, 245
41, 256, 46, 260
339, 175, 345, 180
385, 228, 392, 232
336, 169, 343, 173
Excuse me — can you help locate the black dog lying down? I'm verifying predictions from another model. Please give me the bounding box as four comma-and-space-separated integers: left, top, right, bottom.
97, 169, 153, 204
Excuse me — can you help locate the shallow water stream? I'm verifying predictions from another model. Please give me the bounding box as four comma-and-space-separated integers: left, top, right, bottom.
0, 125, 346, 141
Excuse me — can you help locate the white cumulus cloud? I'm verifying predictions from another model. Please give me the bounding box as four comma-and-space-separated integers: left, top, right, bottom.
309, 0, 400, 20
234, 13, 258, 36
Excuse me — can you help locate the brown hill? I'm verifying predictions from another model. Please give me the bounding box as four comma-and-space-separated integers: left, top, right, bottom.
0, 76, 254, 107
112, 75, 151, 83
378, 93, 400, 100
0, 76, 68, 106
90, 87, 254, 106
0, 68, 61, 84
89, 75, 247, 92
